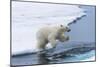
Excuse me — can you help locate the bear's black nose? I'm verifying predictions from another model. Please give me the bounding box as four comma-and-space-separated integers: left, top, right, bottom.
67, 29, 71, 32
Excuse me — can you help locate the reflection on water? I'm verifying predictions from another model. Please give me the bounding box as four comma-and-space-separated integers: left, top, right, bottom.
37, 53, 49, 64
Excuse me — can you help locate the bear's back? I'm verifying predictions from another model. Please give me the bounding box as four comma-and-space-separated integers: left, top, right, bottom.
36, 26, 59, 39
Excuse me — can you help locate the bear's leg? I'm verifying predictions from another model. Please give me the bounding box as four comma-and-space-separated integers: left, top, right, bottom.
37, 39, 47, 51
45, 39, 57, 55
48, 34, 57, 48
49, 39, 57, 49
59, 34, 70, 42
36, 39, 48, 54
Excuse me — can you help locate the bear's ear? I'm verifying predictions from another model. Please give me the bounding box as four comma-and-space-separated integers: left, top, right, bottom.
60, 25, 63, 27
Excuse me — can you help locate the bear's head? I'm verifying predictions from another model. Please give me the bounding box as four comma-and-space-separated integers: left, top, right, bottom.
59, 24, 71, 32
57, 24, 71, 42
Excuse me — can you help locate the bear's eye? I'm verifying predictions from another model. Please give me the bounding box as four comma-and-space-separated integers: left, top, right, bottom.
60, 25, 63, 27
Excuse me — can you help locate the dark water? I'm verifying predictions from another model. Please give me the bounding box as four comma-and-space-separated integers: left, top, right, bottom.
11, 5, 96, 66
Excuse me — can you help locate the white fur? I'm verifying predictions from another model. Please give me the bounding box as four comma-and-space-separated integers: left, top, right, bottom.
36, 25, 70, 51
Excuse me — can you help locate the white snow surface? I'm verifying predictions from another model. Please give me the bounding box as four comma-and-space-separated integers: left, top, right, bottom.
12, 1, 86, 55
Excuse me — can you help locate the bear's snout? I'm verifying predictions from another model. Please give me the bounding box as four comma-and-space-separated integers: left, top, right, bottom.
67, 29, 71, 32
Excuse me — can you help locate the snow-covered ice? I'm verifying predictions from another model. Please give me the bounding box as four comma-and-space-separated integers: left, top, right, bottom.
12, 1, 86, 55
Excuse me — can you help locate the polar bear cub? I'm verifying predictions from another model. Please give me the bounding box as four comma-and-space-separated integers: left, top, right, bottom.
36, 24, 71, 51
